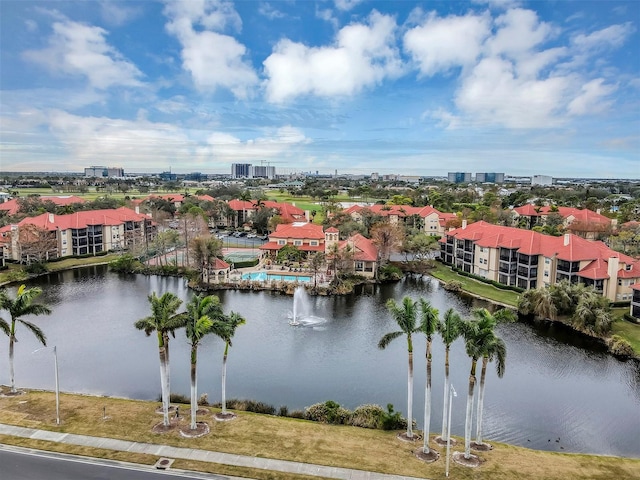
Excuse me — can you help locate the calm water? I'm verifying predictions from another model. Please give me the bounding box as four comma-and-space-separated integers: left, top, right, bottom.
2, 266, 639, 458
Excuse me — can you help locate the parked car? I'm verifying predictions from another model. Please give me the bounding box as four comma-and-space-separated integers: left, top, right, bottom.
247, 233, 257, 238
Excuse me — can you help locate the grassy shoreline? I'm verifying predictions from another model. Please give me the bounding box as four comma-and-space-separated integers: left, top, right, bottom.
0, 389, 638, 480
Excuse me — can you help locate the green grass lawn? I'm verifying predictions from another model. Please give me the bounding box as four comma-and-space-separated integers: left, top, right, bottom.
427, 262, 519, 307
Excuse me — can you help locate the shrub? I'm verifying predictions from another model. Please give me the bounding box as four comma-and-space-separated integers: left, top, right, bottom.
216, 398, 277, 415
444, 280, 462, 292
198, 393, 209, 406
24, 262, 48, 275
288, 410, 305, 419
169, 393, 190, 404
278, 405, 289, 417
350, 404, 385, 429
305, 400, 352, 425
109, 254, 140, 272
608, 335, 635, 357
380, 403, 408, 431
378, 265, 402, 282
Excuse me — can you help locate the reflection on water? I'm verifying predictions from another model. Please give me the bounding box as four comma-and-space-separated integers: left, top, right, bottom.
3, 266, 639, 458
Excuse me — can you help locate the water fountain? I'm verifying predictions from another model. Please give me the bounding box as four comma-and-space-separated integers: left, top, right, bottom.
289, 286, 326, 327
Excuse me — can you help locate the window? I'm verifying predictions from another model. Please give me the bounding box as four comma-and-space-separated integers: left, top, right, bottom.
310, 240, 318, 246
618, 279, 622, 286
545, 258, 550, 264
277, 239, 286, 246
293, 240, 302, 246
544, 271, 549, 277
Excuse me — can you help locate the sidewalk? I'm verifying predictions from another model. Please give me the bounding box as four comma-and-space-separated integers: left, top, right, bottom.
0, 423, 429, 480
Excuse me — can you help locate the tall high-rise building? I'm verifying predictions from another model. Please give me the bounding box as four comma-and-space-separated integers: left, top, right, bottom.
231, 163, 252, 178
448, 172, 471, 183
476, 172, 504, 183
84, 166, 124, 177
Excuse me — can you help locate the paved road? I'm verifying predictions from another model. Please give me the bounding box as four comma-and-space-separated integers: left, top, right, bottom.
0, 445, 242, 480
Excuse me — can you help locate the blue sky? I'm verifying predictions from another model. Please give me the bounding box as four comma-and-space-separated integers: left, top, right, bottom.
1, 0, 638, 178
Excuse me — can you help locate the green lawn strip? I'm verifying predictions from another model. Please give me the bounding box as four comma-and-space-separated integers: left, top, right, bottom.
0, 390, 638, 480
427, 263, 519, 307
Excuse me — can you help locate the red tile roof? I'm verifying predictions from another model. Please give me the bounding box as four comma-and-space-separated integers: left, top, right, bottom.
513, 205, 611, 226
340, 233, 378, 262
271, 222, 325, 240
444, 221, 638, 280
228, 200, 305, 223
213, 257, 230, 269
16, 207, 151, 231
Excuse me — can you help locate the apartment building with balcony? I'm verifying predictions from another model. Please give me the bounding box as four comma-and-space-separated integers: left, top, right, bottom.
1, 207, 155, 263
440, 221, 640, 302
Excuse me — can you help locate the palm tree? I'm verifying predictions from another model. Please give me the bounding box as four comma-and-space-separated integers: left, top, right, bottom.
0, 285, 52, 393
185, 295, 223, 430
134, 292, 186, 427
438, 308, 463, 444
214, 311, 246, 418
378, 296, 420, 440
471, 308, 515, 450
417, 298, 441, 456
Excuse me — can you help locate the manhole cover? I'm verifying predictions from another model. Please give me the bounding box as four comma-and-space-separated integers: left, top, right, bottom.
154, 457, 175, 470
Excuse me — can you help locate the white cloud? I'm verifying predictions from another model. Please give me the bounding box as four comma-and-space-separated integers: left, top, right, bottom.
47, 110, 192, 165
263, 11, 403, 103
334, 0, 364, 11
99, 1, 141, 26
22, 19, 143, 89
25, 19, 38, 32
485, 8, 556, 59
403, 11, 491, 77
199, 125, 310, 161
567, 79, 616, 116
572, 23, 635, 50
163, 0, 258, 98
258, 3, 286, 20
455, 57, 570, 128
472, 0, 521, 9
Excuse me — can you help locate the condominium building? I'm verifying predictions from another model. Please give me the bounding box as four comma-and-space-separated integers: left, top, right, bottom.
448, 172, 472, 184
1, 207, 155, 263
440, 221, 640, 302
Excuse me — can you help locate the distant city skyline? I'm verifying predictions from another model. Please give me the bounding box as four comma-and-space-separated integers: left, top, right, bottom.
1, 1, 639, 178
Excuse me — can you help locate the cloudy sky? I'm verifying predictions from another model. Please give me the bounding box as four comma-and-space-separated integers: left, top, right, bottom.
1, 0, 638, 178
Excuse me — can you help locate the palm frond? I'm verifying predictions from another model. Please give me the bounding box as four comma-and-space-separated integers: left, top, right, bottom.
0, 317, 9, 337
19, 319, 47, 346
378, 330, 403, 349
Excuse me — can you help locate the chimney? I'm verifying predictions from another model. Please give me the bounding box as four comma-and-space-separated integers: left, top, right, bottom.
596, 208, 601, 215
135, 206, 140, 214
462, 219, 467, 229
48, 213, 55, 223
563, 233, 570, 246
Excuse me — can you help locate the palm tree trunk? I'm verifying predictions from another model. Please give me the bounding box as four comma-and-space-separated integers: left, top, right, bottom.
165, 334, 171, 408
9, 328, 16, 393
407, 351, 414, 439
159, 345, 170, 427
190, 346, 197, 430
475, 356, 489, 446
441, 346, 450, 439
422, 338, 433, 454
221, 344, 229, 414
464, 359, 477, 459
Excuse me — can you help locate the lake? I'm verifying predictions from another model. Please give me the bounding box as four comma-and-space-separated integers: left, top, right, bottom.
2, 266, 639, 458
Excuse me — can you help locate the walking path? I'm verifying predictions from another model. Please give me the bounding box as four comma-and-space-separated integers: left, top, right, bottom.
0, 423, 429, 480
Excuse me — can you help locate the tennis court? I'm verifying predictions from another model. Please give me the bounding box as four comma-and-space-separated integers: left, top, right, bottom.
223, 250, 261, 264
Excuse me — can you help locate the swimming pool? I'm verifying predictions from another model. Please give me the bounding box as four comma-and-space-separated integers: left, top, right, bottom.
241, 271, 312, 283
